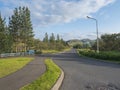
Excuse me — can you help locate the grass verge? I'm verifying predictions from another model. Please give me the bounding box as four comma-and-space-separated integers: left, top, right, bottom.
78, 49, 120, 63
20, 59, 61, 90
0, 57, 33, 78
42, 48, 71, 54
42, 50, 59, 54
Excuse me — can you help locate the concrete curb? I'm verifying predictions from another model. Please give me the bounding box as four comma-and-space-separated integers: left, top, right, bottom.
51, 68, 64, 90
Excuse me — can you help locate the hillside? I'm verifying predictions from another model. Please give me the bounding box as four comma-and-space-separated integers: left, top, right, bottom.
67, 39, 95, 48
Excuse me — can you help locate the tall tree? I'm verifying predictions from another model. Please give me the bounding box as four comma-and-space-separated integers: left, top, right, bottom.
43, 32, 49, 43
0, 14, 12, 53
22, 7, 34, 51
0, 14, 6, 53
8, 6, 34, 52
56, 34, 60, 43
9, 8, 20, 52
49, 33, 55, 43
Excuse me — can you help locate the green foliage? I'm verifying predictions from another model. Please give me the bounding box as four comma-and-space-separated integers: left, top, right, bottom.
78, 49, 120, 62
56, 34, 60, 43
92, 33, 120, 51
0, 7, 68, 54
67, 39, 94, 49
73, 44, 82, 49
21, 59, 61, 90
35, 50, 42, 54
0, 6, 34, 53
0, 57, 33, 78
0, 14, 12, 53
41, 33, 69, 51
43, 32, 49, 43
49, 33, 55, 43
9, 6, 34, 52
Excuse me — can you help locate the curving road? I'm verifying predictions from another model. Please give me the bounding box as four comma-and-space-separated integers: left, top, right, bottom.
0, 57, 46, 90
51, 49, 120, 90
1, 49, 120, 90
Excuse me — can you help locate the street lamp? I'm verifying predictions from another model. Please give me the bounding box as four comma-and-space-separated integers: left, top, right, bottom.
87, 16, 99, 53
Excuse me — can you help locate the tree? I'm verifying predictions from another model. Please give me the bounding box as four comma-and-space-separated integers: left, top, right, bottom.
56, 34, 60, 43
92, 33, 120, 51
22, 7, 34, 51
8, 6, 34, 52
0, 14, 6, 53
49, 33, 55, 43
9, 8, 20, 52
4, 26, 13, 52
73, 44, 82, 49
0, 14, 13, 53
43, 32, 49, 43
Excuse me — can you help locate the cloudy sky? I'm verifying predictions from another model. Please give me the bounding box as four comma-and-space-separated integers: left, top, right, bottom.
0, 0, 119, 40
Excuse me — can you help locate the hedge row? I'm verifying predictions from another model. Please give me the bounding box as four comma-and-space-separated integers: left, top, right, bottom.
79, 50, 120, 61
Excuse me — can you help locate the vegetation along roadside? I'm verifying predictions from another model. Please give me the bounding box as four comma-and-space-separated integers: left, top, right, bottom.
78, 49, 120, 63
20, 59, 61, 90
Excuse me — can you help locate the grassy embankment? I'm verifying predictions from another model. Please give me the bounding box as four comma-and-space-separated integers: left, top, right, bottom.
0, 57, 33, 78
78, 49, 120, 63
42, 48, 71, 54
20, 59, 61, 90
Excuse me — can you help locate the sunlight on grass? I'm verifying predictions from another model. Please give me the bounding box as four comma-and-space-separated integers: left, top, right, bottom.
42, 50, 59, 54
0, 57, 33, 78
42, 48, 71, 54
20, 59, 61, 90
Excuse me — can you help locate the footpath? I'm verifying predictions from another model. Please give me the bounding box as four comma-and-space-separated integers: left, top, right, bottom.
0, 56, 46, 90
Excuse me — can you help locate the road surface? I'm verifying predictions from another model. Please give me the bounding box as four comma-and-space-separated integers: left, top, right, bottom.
52, 49, 120, 90
0, 57, 46, 90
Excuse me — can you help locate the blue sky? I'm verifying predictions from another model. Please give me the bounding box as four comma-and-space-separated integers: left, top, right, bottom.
0, 0, 119, 40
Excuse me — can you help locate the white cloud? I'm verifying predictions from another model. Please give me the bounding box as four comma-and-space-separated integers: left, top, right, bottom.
0, 0, 115, 26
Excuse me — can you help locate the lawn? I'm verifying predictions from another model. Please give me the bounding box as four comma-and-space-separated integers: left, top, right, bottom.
42, 48, 71, 54
20, 59, 61, 90
42, 50, 59, 54
0, 57, 33, 78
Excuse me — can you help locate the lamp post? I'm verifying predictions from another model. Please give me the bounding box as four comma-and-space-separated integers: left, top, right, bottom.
87, 16, 99, 53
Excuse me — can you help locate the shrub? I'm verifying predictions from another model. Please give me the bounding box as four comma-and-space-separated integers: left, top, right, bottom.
78, 49, 120, 61
35, 50, 42, 54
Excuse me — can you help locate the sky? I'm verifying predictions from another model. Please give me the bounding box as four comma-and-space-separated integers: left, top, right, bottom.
0, 0, 120, 41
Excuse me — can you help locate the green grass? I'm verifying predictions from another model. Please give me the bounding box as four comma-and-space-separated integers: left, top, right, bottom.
42, 48, 71, 54
20, 59, 61, 90
42, 50, 59, 54
78, 49, 120, 63
0, 57, 33, 78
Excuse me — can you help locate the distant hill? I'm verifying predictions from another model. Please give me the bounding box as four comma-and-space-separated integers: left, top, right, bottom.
67, 39, 82, 46
67, 39, 95, 47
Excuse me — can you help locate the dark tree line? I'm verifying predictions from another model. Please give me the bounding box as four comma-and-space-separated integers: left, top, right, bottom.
92, 33, 120, 51
0, 6, 34, 53
32, 33, 68, 53
42, 33, 68, 51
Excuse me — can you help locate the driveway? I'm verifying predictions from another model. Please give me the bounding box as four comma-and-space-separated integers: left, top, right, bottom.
52, 49, 120, 90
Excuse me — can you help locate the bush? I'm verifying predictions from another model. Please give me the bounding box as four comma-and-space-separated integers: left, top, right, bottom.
78, 49, 120, 61
35, 50, 42, 54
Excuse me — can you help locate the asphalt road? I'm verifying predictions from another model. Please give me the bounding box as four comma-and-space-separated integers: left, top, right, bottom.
52, 49, 120, 90
0, 57, 46, 90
